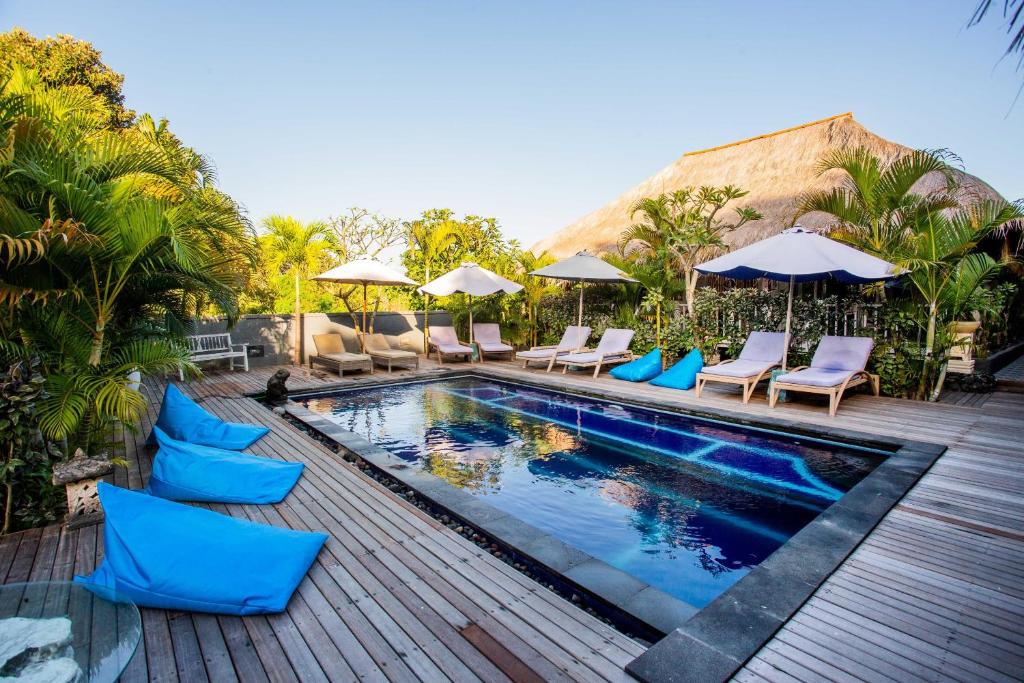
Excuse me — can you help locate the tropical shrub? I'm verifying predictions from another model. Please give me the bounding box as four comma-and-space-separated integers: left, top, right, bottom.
0, 358, 63, 534
0, 45, 254, 530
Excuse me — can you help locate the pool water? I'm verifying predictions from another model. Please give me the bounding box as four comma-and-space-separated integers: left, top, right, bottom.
301, 377, 883, 609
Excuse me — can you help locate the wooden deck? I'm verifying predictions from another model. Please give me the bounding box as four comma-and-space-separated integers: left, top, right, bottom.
2, 359, 1022, 682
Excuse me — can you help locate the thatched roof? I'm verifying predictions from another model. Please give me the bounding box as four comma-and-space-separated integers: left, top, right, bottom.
532, 113, 1005, 257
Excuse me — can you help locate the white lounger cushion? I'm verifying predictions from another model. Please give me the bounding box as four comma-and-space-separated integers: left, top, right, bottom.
809, 335, 874, 371
701, 359, 776, 378
775, 336, 874, 387
557, 351, 605, 364
322, 352, 371, 362
477, 341, 513, 352
473, 324, 512, 352
430, 327, 473, 354
559, 328, 634, 364
738, 332, 787, 363
775, 367, 856, 387
516, 326, 591, 360
516, 348, 560, 359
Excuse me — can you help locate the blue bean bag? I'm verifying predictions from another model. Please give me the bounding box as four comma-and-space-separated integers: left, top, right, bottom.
147, 427, 304, 504
75, 483, 327, 615
148, 384, 269, 450
649, 348, 704, 390
609, 348, 663, 382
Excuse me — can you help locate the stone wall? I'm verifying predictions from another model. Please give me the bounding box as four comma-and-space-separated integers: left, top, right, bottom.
194, 311, 452, 367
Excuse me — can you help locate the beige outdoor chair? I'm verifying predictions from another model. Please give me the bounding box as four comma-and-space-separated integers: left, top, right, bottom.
769, 336, 879, 416
515, 325, 592, 371
472, 323, 514, 361
556, 328, 635, 378
361, 333, 419, 372
696, 331, 786, 403
427, 326, 474, 364
310, 333, 373, 376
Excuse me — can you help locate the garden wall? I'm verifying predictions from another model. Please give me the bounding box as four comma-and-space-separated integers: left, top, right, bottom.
194, 311, 452, 367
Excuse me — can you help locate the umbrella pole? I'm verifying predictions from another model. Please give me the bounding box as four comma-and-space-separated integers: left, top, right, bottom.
468, 294, 473, 343
362, 282, 368, 352
783, 275, 794, 370
577, 282, 585, 329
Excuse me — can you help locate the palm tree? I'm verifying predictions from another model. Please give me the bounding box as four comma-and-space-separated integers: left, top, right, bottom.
513, 250, 556, 347
260, 216, 330, 364
404, 218, 459, 350
797, 147, 958, 262
1, 65, 255, 455
621, 187, 761, 316
901, 200, 1023, 397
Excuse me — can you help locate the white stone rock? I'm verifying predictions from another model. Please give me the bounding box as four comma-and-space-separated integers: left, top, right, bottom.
0, 617, 72, 672
0, 657, 82, 682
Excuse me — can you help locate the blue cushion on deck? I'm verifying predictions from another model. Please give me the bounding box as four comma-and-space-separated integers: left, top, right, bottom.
75, 483, 327, 615
609, 348, 662, 382
649, 348, 704, 390
147, 427, 304, 504
148, 383, 269, 450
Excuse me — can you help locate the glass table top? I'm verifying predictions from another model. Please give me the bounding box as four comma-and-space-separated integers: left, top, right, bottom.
0, 581, 141, 682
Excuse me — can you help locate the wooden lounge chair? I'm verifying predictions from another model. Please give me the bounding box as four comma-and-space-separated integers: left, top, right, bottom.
769, 336, 879, 416
472, 323, 514, 362
309, 333, 373, 376
516, 325, 592, 371
428, 326, 474, 364
557, 328, 635, 378
362, 333, 419, 372
695, 331, 786, 403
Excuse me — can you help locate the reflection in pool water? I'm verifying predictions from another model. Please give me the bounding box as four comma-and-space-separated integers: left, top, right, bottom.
302, 377, 882, 608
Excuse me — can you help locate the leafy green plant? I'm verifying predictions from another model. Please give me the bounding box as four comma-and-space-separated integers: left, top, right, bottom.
621, 186, 762, 316
0, 357, 62, 535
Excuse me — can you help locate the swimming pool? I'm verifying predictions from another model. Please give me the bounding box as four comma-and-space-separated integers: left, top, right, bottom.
300, 376, 884, 611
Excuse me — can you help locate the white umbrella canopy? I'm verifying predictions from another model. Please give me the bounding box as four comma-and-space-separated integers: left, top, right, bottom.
696, 226, 898, 367
530, 250, 637, 329
312, 259, 419, 349
418, 263, 523, 342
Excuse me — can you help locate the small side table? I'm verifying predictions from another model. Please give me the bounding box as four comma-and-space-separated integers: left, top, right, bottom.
0, 581, 141, 682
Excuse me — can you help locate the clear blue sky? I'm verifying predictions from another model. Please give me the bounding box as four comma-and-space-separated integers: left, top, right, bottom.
4, 1, 1021, 247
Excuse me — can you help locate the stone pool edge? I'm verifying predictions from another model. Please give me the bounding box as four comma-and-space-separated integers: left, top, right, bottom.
277, 370, 946, 682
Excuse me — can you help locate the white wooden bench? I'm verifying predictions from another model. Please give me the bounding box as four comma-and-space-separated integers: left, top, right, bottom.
181, 333, 249, 380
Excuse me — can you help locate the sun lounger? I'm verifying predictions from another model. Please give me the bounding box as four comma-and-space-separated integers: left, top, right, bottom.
557, 328, 635, 378
147, 427, 304, 504
516, 325, 591, 371
428, 326, 474, 363
769, 335, 879, 416
148, 383, 269, 450
310, 333, 373, 376
472, 323, 514, 361
361, 333, 419, 372
696, 331, 787, 403
76, 483, 326, 615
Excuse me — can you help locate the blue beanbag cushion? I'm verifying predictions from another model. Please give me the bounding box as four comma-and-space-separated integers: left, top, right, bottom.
75, 483, 327, 615
609, 348, 663, 382
147, 427, 304, 504
649, 348, 704, 390
148, 383, 269, 450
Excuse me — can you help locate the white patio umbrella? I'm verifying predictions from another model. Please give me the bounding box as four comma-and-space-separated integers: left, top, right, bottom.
696, 226, 898, 368
312, 259, 418, 350
529, 251, 637, 329
418, 262, 523, 343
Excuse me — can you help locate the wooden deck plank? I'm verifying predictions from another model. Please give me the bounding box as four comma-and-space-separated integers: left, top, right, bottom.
2, 362, 1021, 682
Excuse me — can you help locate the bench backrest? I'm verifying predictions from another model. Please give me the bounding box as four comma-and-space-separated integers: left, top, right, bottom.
186, 333, 233, 353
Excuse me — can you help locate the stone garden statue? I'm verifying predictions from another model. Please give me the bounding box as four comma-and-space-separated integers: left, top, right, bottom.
266, 368, 290, 406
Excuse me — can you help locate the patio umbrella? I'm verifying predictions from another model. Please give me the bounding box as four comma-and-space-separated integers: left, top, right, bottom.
418, 262, 523, 343
530, 250, 637, 329
696, 226, 897, 368
312, 259, 418, 351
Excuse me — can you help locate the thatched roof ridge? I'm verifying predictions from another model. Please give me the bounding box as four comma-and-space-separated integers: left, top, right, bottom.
532, 113, 1005, 257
